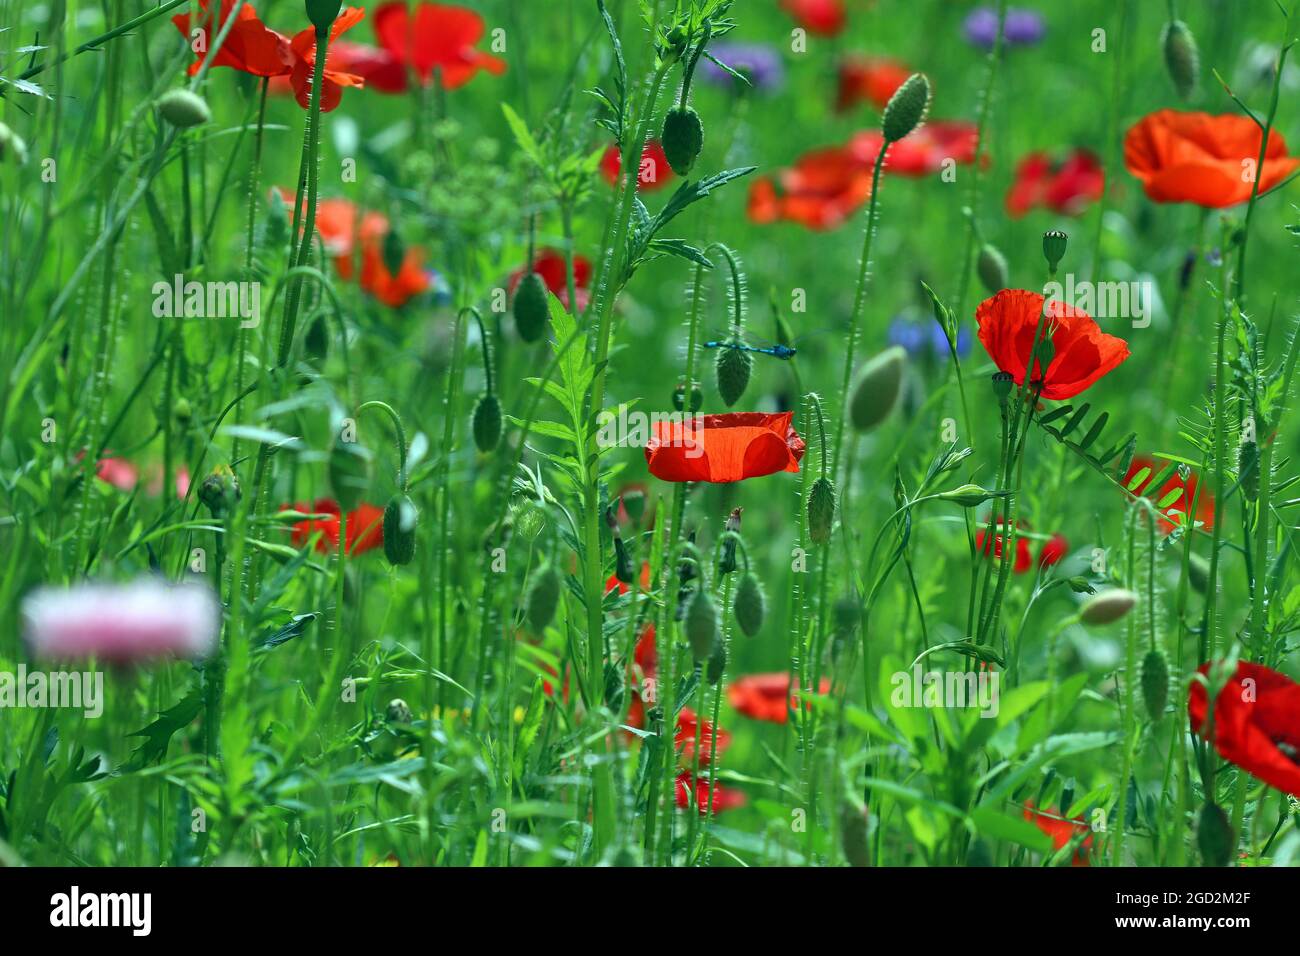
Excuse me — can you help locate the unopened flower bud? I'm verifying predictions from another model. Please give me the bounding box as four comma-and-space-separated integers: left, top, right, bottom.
1079, 588, 1137, 626
881, 73, 930, 143
158, 89, 212, 128
662, 106, 705, 176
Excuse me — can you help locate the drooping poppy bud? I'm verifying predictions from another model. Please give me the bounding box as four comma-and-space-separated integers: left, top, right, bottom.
1140, 647, 1169, 721
383, 493, 418, 566
977, 243, 1009, 294
733, 571, 766, 637
1161, 20, 1199, 99
513, 271, 550, 342
472, 394, 503, 452
848, 346, 906, 431
716, 344, 751, 406
685, 587, 719, 661
807, 476, 837, 545
1197, 802, 1233, 867
662, 106, 705, 175
1080, 588, 1137, 626
158, 89, 212, 128
881, 73, 930, 143
526, 562, 561, 633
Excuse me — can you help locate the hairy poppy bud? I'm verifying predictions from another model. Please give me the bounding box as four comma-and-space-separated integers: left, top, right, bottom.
706, 640, 727, 685
1080, 588, 1137, 626
881, 73, 930, 143
198, 464, 241, 519
1140, 647, 1169, 721
1162, 20, 1199, 99
513, 271, 549, 343
1197, 803, 1233, 867
1042, 230, 1068, 273
1238, 435, 1259, 502
662, 106, 705, 175
383, 493, 418, 566
673, 380, 703, 413
158, 89, 212, 128
386, 698, 413, 724
328, 438, 372, 513
841, 803, 870, 867
807, 477, 837, 545
526, 562, 561, 633
1187, 552, 1210, 594
685, 587, 719, 661
305, 0, 342, 33
716, 343, 751, 406
977, 244, 1009, 294
718, 508, 742, 574
472, 393, 503, 452
848, 346, 906, 431
0, 122, 29, 164
733, 571, 766, 637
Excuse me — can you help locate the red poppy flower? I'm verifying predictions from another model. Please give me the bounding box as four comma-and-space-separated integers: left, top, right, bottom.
1190, 661, 1300, 798
976, 289, 1130, 401
849, 121, 980, 177
509, 248, 592, 312
675, 772, 746, 815
780, 0, 846, 36
747, 145, 873, 230
645, 412, 806, 484
835, 56, 910, 112
727, 672, 831, 724
327, 41, 407, 92
600, 140, 674, 192
1024, 801, 1093, 866
1006, 148, 1105, 218
975, 522, 1032, 574
370, 2, 505, 90
282, 498, 385, 555
95, 455, 139, 491
172, 0, 292, 78
1122, 456, 1215, 533
675, 707, 731, 765
1037, 532, 1069, 568
288, 7, 367, 113
1124, 109, 1300, 208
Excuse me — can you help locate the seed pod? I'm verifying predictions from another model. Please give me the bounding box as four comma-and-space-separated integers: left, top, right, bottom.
716, 343, 752, 407
662, 105, 705, 175
807, 477, 837, 545
685, 587, 719, 661
328, 439, 372, 513
881, 73, 930, 143
305, 0, 343, 32
977, 244, 1009, 294
991, 370, 1014, 405
512, 271, 549, 343
706, 639, 727, 685
673, 381, 704, 413
1079, 588, 1137, 626
1238, 437, 1259, 502
1042, 230, 1068, 272
158, 89, 212, 128
1197, 802, 1233, 867
733, 571, 766, 637
841, 803, 870, 867
1162, 20, 1199, 99
382, 493, 418, 566
1187, 552, 1210, 594
472, 393, 503, 452
0, 122, 29, 164
1140, 647, 1169, 721
526, 562, 561, 633
848, 346, 906, 431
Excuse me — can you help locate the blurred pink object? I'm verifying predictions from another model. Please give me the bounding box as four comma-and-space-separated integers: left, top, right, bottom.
22, 579, 220, 663
95, 455, 139, 491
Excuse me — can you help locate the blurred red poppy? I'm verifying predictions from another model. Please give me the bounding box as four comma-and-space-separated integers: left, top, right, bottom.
976, 289, 1130, 400
283, 498, 385, 555
1190, 661, 1300, 798
172, 0, 292, 77
365, 2, 505, 91
850, 121, 980, 177
676, 707, 731, 764
1024, 801, 1093, 866
94, 455, 139, 491
780, 0, 846, 36
1006, 148, 1105, 218
509, 248, 592, 312
1037, 532, 1069, 568
1124, 110, 1300, 208
835, 56, 910, 112
975, 522, 1032, 574
600, 140, 674, 192
604, 561, 653, 596
1122, 456, 1214, 533
727, 672, 831, 724
675, 772, 746, 814
288, 7, 367, 112
747, 145, 873, 229
645, 412, 806, 484
327, 41, 407, 92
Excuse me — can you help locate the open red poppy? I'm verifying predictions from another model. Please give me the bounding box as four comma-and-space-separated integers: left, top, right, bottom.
1023, 801, 1093, 866
1006, 148, 1104, 218
780, 0, 846, 36
1189, 661, 1300, 798
1124, 110, 1300, 208
600, 140, 674, 192
675, 707, 731, 765
645, 412, 805, 484
172, 0, 292, 78
747, 145, 873, 229
1038, 532, 1069, 568
835, 56, 910, 112
1122, 455, 1214, 533
850, 121, 980, 177
282, 498, 385, 555
976, 289, 1130, 401
370, 2, 506, 89
288, 7, 367, 112
975, 522, 1032, 574
675, 772, 746, 814
727, 672, 831, 724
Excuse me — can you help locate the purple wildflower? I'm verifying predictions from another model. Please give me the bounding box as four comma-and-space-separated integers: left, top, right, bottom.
699, 42, 785, 93
963, 7, 1046, 50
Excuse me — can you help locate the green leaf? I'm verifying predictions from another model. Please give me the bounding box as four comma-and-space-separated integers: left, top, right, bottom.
125, 687, 204, 769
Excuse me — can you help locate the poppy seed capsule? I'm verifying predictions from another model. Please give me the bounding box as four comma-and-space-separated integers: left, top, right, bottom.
685, 587, 719, 661
1079, 588, 1137, 626
526, 563, 561, 633
991, 371, 1015, 404
881, 73, 930, 143
662, 106, 705, 175
1042, 230, 1068, 272
807, 477, 837, 545
977, 244, 1009, 294
382, 493, 418, 566
305, 0, 343, 32
512, 271, 549, 343
716, 343, 751, 406
158, 89, 212, 128
848, 346, 906, 431
1197, 803, 1233, 867
733, 571, 766, 637
1162, 20, 1199, 99
1140, 647, 1169, 721
472, 393, 503, 452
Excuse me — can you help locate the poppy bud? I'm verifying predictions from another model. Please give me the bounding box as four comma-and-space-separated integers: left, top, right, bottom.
938, 483, 1000, 508
1140, 647, 1169, 721
685, 587, 719, 661
472, 393, 503, 452
977, 244, 1009, 294
158, 89, 212, 128
673, 380, 703, 413
991, 371, 1014, 404
733, 571, 766, 637
1032, 331, 1055, 380
716, 343, 751, 407
881, 73, 930, 143
1079, 588, 1137, 626
718, 509, 742, 575
513, 271, 550, 343
198, 464, 241, 519
382, 493, 418, 566
705, 640, 727, 685
1238, 435, 1259, 502
386, 698, 413, 724
526, 562, 561, 633
382, 229, 405, 277
328, 438, 372, 513
807, 477, 837, 545
1042, 230, 1068, 273
0, 122, 29, 164
841, 802, 870, 867
173, 397, 193, 425
662, 106, 705, 175
1067, 576, 1097, 594
305, 0, 342, 33
1187, 552, 1210, 594
848, 346, 906, 431
1197, 802, 1233, 867
614, 536, 635, 584
1161, 20, 1199, 100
